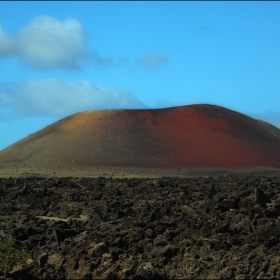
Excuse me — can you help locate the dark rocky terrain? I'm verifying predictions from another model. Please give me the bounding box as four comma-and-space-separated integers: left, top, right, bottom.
1, 176, 280, 279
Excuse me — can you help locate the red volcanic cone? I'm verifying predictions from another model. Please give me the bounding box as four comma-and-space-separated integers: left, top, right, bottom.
0, 104, 279, 170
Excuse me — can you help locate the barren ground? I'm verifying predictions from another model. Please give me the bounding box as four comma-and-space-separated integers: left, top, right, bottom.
1, 175, 280, 279
0, 165, 280, 179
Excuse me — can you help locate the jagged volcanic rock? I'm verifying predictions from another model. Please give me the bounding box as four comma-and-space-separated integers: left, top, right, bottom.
1, 176, 280, 279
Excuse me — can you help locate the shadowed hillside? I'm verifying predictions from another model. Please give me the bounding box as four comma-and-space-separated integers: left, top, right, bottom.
0, 104, 280, 175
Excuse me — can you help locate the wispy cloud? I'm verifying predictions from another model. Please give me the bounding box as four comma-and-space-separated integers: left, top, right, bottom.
90, 51, 114, 67
1, 17, 170, 72
0, 16, 88, 71
0, 79, 146, 118
137, 51, 169, 69
0, 26, 15, 57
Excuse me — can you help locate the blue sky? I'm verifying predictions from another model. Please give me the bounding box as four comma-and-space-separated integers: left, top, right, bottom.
0, 1, 280, 150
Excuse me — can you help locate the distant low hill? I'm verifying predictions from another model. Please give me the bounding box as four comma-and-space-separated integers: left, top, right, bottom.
0, 104, 280, 176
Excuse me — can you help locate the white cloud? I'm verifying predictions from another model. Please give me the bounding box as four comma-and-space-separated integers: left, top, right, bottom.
0, 79, 146, 118
14, 16, 88, 70
137, 51, 169, 69
2, 16, 169, 71
0, 16, 89, 70
0, 26, 15, 57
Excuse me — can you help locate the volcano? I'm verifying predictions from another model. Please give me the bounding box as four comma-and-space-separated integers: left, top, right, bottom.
0, 104, 280, 176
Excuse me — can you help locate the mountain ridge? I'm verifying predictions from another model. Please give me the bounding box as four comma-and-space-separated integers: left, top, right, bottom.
0, 104, 279, 176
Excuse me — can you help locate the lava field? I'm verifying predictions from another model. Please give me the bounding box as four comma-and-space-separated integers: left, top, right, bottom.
1, 176, 280, 279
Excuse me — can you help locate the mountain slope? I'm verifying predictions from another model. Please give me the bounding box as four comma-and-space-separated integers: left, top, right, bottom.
0, 104, 279, 170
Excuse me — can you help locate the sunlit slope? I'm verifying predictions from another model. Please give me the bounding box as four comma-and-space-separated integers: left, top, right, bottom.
0, 104, 279, 169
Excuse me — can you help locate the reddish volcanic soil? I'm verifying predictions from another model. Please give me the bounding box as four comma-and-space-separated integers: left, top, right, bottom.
0, 104, 279, 173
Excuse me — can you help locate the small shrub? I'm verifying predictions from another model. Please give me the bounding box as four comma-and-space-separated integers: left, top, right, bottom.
0, 238, 28, 268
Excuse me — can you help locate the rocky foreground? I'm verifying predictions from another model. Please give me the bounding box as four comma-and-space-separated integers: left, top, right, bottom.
1, 176, 280, 279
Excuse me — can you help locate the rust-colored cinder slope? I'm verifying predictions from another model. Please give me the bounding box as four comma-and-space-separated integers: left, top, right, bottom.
0, 104, 280, 170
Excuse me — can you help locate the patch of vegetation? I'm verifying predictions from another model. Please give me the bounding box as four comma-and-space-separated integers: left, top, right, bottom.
0, 238, 28, 268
